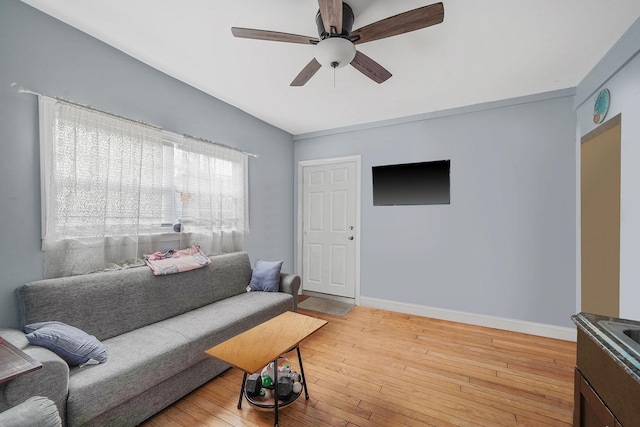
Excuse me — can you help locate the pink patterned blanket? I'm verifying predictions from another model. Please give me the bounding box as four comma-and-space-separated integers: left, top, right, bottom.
143, 246, 211, 276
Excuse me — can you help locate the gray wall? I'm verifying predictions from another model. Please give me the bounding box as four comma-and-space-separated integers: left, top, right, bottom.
575, 18, 640, 320
0, 0, 295, 328
295, 94, 577, 328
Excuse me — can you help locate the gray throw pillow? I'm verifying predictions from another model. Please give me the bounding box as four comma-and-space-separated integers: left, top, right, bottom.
248, 259, 284, 292
25, 321, 107, 367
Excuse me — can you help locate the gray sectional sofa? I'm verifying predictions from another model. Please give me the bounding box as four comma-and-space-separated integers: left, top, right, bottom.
0, 252, 300, 426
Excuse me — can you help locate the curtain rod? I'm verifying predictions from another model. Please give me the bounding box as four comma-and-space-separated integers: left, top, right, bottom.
11, 83, 259, 159
12, 83, 162, 130
182, 134, 258, 158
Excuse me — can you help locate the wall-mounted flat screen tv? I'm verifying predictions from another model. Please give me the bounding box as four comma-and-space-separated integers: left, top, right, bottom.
372, 160, 450, 206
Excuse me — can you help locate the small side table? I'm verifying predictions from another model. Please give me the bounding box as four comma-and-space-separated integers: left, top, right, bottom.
0, 337, 43, 384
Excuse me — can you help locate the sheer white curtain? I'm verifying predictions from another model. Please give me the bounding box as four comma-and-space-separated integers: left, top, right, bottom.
40, 97, 248, 279
176, 135, 247, 255
40, 97, 166, 278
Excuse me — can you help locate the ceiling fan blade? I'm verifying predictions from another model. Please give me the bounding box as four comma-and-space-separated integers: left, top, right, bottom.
318, 0, 343, 35
291, 59, 322, 86
350, 51, 392, 84
351, 2, 444, 45
231, 27, 319, 45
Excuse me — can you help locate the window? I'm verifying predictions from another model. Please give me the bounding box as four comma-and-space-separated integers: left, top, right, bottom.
170, 132, 248, 239
159, 132, 248, 233
39, 96, 247, 278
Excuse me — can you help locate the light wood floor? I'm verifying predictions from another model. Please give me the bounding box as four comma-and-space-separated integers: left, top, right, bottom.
141, 304, 576, 427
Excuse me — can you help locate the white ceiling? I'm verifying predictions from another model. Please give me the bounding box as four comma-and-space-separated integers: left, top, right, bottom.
21, 0, 640, 135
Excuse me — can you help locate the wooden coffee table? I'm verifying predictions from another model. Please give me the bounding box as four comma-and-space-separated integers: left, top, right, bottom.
205, 311, 327, 427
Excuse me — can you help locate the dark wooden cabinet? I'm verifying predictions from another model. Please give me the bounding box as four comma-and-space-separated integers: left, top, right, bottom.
574, 368, 622, 427
572, 316, 640, 427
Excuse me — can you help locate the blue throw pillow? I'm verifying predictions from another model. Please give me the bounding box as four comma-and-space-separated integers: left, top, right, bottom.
25, 321, 107, 367
248, 259, 284, 292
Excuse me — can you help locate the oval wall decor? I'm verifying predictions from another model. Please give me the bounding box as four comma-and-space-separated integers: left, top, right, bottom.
593, 88, 610, 124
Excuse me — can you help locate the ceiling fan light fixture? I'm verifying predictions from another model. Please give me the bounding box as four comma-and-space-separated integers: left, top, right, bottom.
314, 37, 356, 69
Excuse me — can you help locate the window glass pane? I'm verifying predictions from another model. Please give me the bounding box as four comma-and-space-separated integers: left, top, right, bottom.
174, 136, 246, 233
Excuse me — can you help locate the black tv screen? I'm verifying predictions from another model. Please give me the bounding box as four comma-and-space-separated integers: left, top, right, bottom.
372, 160, 450, 206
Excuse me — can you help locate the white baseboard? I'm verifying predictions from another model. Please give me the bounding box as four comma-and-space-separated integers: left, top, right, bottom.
359, 296, 577, 342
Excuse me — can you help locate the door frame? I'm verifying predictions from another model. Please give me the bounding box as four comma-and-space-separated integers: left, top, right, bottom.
580, 113, 622, 317
297, 155, 361, 304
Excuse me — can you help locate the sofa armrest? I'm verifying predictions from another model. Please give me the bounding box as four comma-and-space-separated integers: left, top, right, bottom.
0, 396, 61, 427
0, 329, 69, 423
279, 273, 300, 311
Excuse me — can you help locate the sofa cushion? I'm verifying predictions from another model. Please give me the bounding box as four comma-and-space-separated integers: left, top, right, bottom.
158, 292, 295, 363
248, 259, 284, 292
65, 325, 191, 426
24, 321, 107, 367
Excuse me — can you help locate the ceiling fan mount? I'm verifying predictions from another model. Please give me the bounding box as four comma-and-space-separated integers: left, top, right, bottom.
231, 1, 444, 86
315, 2, 354, 39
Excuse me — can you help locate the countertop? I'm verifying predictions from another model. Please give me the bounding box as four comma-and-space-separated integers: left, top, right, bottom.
572, 312, 640, 385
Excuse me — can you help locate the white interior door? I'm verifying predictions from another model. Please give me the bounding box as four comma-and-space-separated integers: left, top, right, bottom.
301, 159, 358, 298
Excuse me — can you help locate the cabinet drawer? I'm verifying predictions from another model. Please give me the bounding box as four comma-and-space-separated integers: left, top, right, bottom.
574, 368, 622, 427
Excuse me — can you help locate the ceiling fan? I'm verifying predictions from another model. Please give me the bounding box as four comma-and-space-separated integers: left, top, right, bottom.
231, 0, 444, 86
